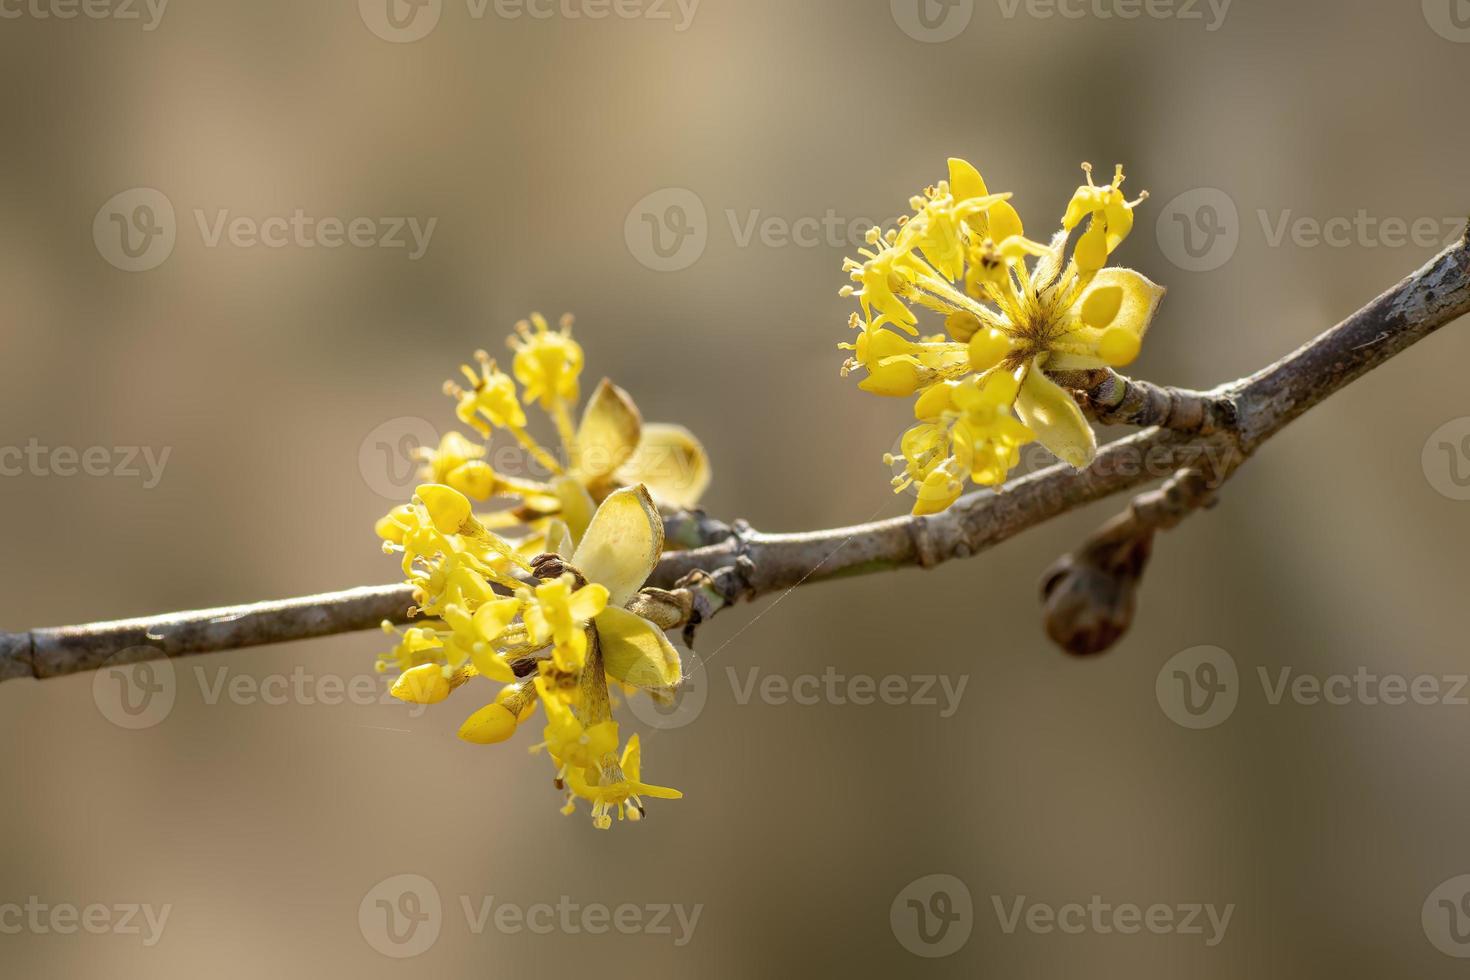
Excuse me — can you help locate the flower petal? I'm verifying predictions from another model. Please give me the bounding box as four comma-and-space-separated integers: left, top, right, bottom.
574, 379, 642, 482
595, 606, 682, 692
473, 598, 521, 641
415, 484, 471, 535
947, 158, 988, 201
1015, 368, 1097, 469
989, 199, 1024, 243
551, 475, 596, 543
617, 423, 711, 509
1045, 352, 1108, 372
569, 583, 610, 622
571, 485, 664, 607
1078, 268, 1166, 346
620, 734, 682, 799
542, 517, 575, 558
470, 646, 516, 683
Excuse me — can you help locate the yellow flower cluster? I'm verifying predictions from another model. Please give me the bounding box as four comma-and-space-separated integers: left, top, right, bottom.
429, 312, 711, 557
840, 159, 1166, 515
381, 483, 684, 829
374, 313, 709, 829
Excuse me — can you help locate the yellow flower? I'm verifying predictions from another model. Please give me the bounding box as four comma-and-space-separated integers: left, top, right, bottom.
374, 310, 708, 831
535, 676, 621, 772
380, 483, 686, 828
376, 621, 446, 674
416, 431, 500, 501
564, 734, 682, 830
511, 313, 584, 423
839, 316, 969, 398
842, 158, 1165, 513
387, 314, 713, 561
521, 575, 609, 674
458, 680, 538, 745
445, 351, 526, 436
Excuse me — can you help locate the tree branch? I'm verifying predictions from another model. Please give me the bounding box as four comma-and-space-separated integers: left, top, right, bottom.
3, 230, 1467, 684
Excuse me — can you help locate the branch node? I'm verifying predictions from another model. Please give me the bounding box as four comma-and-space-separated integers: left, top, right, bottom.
906, 515, 943, 569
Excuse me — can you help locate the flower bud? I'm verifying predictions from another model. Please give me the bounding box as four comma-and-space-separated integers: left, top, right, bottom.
1040, 530, 1153, 656
391, 663, 452, 704
458, 702, 519, 744
415, 484, 472, 535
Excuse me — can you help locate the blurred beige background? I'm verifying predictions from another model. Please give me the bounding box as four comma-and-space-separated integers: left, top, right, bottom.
3, 0, 1470, 976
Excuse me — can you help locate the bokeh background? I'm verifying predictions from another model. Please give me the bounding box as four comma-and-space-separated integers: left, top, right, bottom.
3, 0, 1470, 976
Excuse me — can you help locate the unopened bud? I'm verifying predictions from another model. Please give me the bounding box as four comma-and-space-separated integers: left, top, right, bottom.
1040, 530, 1153, 657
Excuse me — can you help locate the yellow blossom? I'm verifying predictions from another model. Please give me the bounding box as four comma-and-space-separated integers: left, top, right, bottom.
564, 734, 682, 830
377, 483, 686, 829
842, 158, 1165, 513
521, 575, 609, 674
511, 313, 584, 449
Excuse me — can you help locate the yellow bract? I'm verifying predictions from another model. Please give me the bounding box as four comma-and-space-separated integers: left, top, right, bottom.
841, 158, 1165, 514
